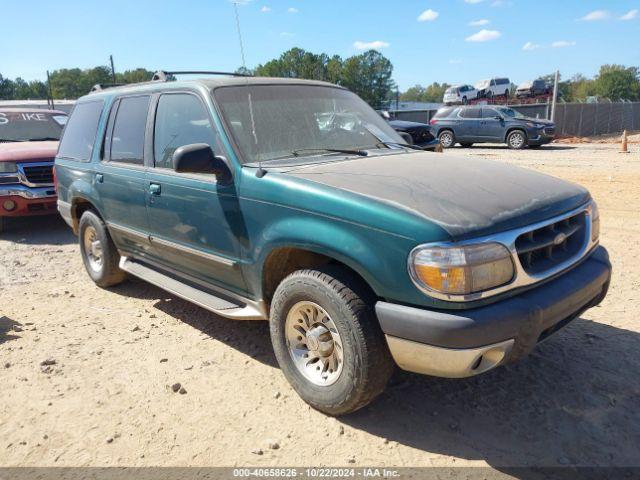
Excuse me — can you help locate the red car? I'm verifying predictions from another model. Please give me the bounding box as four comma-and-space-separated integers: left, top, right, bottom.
0, 108, 68, 232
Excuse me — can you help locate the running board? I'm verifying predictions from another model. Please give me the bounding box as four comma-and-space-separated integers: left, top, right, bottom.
119, 257, 267, 320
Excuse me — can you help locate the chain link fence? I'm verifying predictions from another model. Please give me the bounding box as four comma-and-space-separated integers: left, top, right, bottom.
390, 102, 640, 138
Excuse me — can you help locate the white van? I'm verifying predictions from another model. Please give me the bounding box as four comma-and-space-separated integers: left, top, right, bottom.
474, 77, 511, 98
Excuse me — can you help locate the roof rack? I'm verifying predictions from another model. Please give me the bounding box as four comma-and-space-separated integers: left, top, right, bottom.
151, 70, 252, 82
90, 83, 126, 92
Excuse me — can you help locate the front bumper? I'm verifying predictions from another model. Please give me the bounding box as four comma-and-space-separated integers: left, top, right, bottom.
0, 185, 57, 217
377, 246, 611, 378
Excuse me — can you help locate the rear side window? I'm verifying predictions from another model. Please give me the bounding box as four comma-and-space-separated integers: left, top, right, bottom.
153, 93, 217, 169
57, 101, 103, 162
110, 95, 150, 165
459, 108, 481, 119
482, 108, 501, 118
433, 107, 456, 119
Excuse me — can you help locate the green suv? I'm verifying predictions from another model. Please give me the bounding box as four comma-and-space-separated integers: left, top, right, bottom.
55, 72, 611, 415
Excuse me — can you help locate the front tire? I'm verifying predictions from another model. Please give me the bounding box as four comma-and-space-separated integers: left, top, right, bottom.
507, 130, 527, 150
269, 266, 394, 416
79, 210, 126, 287
438, 130, 455, 149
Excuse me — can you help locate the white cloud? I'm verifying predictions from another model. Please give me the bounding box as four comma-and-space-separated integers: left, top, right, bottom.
469, 19, 490, 26
260, 5, 271, 12
464, 0, 484, 4
287, 7, 298, 13
417, 9, 439, 21
280, 31, 294, 37
522, 41, 541, 51
465, 29, 501, 42
620, 9, 638, 20
579, 10, 610, 21
552, 40, 576, 48
353, 40, 390, 50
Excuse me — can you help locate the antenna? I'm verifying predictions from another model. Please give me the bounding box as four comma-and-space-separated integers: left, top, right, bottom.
233, 1, 264, 177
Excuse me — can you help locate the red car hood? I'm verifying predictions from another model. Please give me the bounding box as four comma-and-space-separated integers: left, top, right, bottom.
0, 141, 59, 163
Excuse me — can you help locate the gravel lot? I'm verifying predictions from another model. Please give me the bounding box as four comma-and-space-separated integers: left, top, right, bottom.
1, 143, 639, 471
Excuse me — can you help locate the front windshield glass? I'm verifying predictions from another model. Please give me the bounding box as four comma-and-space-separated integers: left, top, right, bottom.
0, 111, 66, 142
214, 85, 404, 164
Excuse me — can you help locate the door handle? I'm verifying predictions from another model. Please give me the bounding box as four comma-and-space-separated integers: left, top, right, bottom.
96, 173, 104, 184
149, 183, 161, 196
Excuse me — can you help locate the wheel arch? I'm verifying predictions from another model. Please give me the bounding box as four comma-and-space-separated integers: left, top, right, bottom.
504, 127, 527, 143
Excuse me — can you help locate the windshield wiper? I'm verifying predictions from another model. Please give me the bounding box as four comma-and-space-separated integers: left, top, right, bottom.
376, 141, 425, 151
292, 148, 369, 157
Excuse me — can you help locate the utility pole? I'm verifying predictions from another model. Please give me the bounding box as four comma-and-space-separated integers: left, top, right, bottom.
550, 69, 559, 121
109, 55, 116, 83
46, 70, 55, 110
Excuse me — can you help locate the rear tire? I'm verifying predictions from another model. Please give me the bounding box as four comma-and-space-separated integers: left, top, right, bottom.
507, 130, 527, 150
78, 210, 126, 287
438, 130, 455, 149
269, 266, 394, 416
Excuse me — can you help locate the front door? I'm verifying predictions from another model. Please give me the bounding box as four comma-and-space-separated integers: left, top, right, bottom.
479, 107, 506, 141
144, 91, 247, 295
97, 95, 152, 257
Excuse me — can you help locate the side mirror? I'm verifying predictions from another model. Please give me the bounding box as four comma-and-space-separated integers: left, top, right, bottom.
398, 132, 414, 145
172, 143, 228, 177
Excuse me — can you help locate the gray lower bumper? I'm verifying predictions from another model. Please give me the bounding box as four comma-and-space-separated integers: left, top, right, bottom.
379, 246, 611, 378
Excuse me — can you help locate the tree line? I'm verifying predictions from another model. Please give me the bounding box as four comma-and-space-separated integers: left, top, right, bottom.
1, 54, 639, 106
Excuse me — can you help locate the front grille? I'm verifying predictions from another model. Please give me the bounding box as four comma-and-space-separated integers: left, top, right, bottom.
22, 164, 54, 185
515, 212, 586, 275
544, 127, 555, 136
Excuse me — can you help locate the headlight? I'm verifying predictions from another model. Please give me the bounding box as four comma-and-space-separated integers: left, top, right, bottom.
409, 243, 514, 296
590, 202, 600, 242
0, 162, 18, 173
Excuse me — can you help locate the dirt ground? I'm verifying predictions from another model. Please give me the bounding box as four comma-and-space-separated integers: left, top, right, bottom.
1, 142, 639, 472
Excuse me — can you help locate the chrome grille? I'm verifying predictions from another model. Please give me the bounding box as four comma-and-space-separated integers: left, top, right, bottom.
22, 164, 54, 185
515, 212, 586, 275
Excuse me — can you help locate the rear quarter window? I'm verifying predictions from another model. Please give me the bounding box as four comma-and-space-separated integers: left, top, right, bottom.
433, 107, 456, 119
57, 101, 104, 162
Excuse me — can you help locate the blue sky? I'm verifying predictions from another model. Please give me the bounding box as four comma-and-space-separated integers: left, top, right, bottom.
1, 0, 638, 90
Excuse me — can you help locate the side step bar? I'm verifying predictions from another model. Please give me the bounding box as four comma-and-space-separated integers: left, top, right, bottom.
119, 257, 267, 320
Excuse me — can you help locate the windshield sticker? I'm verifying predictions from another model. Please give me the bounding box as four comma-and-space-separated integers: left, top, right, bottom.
21, 113, 48, 122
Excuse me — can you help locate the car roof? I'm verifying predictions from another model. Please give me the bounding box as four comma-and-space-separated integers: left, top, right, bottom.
0, 108, 67, 115
81, 76, 344, 101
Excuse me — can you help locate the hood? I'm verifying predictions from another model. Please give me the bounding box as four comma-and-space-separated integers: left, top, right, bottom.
0, 141, 59, 163
520, 117, 554, 125
282, 153, 589, 239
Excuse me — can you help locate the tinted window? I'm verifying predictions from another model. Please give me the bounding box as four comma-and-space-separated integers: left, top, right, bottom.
110, 96, 149, 165
459, 108, 481, 119
153, 93, 216, 169
57, 101, 103, 161
496, 78, 509, 85
482, 108, 502, 118
433, 107, 456, 119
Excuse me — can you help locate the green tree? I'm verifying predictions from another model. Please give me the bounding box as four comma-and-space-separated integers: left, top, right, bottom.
341, 50, 395, 108
594, 64, 640, 101
0, 74, 16, 100
116, 68, 155, 84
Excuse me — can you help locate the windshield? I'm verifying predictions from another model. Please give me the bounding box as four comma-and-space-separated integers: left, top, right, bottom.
518, 82, 533, 89
445, 87, 458, 94
497, 107, 526, 119
0, 111, 67, 142
214, 85, 404, 164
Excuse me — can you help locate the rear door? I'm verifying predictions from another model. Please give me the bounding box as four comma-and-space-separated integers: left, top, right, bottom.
144, 91, 247, 294
98, 95, 152, 256
457, 107, 482, 140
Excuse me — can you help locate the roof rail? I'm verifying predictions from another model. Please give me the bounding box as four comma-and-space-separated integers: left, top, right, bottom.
151, 70, 252, 82
90, 83, 125, 93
